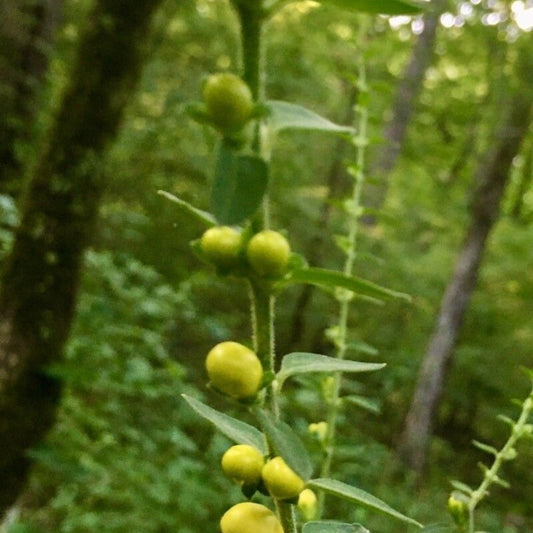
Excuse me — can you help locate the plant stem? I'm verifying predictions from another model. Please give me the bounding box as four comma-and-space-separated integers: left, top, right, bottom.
249, 280, 279, 417
318, 41, 370, 518
467, 386, 533, 533
276, 500, 298, 533
236, 5, 296, 532
236, 2, 265, 101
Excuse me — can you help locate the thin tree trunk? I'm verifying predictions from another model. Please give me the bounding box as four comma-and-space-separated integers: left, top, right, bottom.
364, 0, 446, 214
0, 0, 163, 517
397, 57, 533, 475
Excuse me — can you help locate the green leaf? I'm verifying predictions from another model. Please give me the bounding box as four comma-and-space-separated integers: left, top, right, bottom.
277, 352, 384, 386
211, 142, 268, 225
343, 395, 381, 415
182, 395, 267, 454
308, 478, 423, 528
303, 521, 369, 533
318, 0, 424, 15
346, 339, 379, 356
267, 101, 354, 135
284, 267, 412, 302
449, 480, 473, 496
472, 440, 498, 457
157, 190, 216, 226
254, 408, 313, 480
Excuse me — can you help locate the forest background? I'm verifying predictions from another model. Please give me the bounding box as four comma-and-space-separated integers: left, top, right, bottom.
0, 0, 532, 532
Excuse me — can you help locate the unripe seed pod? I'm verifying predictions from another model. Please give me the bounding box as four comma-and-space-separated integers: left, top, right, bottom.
220, 502, 283, 533
205, 341, 263, 399
261, 456, 305, 500
222, 444, 265, 486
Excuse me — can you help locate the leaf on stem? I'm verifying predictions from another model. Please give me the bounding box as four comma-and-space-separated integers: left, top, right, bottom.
303, 521, 370, 533
317, 0, 425, 15
182, 394, 267, 454
307, 478, 423, 528
157, 190, 216, 226
211, 142, 268, 225
472, 440, 498, 457
283, 266, 412, 302
267, 101, 354, 135
254, 408, 313, 480
277, 352, 384, 387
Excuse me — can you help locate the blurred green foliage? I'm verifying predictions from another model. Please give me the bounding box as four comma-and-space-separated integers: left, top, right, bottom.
5, 0, 532, 531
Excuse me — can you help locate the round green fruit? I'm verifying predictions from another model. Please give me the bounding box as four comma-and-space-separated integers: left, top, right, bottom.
246, 230, 291, 277
203, 73, 253, 134
220, 502, 283, 533
221, 444, 265, 486
200, 226, 242, 269
261, 456, 305, 500
205, 341, 263, 399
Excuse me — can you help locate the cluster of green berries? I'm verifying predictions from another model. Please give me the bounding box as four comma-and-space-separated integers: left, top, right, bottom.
219, 443, 316, 533
204, 343, 317, 531
198, 72, 315, 533
200, 226, 291, 278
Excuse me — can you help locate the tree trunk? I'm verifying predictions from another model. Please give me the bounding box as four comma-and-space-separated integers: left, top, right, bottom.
0, 0, 163, 517
0, 0, 64, 196
397, 53, 533, 475
364, 0, 446, 214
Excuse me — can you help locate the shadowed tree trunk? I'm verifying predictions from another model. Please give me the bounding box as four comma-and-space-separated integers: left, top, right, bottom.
364, 0, 446, 214
0, 0, 164, 517
0, 0, 64, 196
397, 41, 533, 476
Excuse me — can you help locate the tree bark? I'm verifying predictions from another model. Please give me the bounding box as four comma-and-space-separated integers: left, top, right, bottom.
0, 0, 164, 517
0, 0, 64, 196
364, 0, 446, 214
397, 50, 533, 475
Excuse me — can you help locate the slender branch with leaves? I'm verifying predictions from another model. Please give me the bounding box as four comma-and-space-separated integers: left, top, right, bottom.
159, 1, 463, 532
448, 374, 533, 533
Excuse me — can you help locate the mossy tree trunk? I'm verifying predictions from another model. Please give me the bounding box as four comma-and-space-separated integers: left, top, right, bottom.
396, 37, 533, 477
0, 0, 164, 517
0, 0, 64, 197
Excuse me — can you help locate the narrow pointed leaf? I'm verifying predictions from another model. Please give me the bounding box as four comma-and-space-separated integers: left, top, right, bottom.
308, 478, 423, 528
343, 395, 381, 414
450, 480, 473, 496
284, 267, 411, 302
472, 440, 498, 457
346, 340, 379, 356
157, 190, 216, 226
277, 352, 384, 385
268, 101, 354, 135
211, 142, 268, 224
182, 395, 267, 454
319, 0, 424, 15
254, 408, 312, 480
303, 521, 369, 533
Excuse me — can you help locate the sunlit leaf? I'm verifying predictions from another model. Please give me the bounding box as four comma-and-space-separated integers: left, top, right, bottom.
267, 101, 354, 134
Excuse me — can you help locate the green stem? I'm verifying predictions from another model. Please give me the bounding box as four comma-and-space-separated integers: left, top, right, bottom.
276, 500, 298, 533
249, 280, 279, 417
237, 3, 265, 102
467, 386, 533, 533
318, 45, 370, 519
